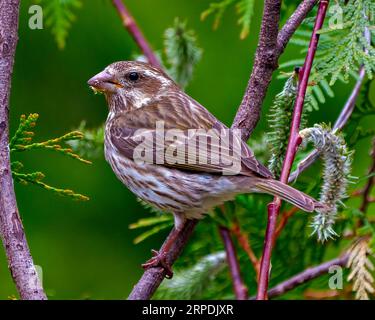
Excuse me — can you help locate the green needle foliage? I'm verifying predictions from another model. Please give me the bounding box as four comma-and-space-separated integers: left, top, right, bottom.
11, 114, 90, 201
39, 0, 82, 49
164, 18, 203, 89
201, 0, 255, 39
154, 251, 227, 299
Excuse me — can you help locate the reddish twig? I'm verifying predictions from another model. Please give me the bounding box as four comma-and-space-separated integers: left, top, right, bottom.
231, 223, 260, 279
256, 0, 330, 300
274, 207, 299, 240
303, 289, 340, 299
250, 253, 349, 299
112, 0, 161, 68
0, 0, 47, 300
219, 226, 248, 300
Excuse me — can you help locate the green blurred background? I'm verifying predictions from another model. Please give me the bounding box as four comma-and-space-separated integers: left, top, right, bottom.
0, 0, 373, 299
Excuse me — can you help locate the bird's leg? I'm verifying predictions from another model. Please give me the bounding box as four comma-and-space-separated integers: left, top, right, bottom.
142, 214, 186, 279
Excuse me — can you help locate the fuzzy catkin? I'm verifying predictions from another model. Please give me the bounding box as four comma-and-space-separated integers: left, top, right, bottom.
299, 124, 352, 241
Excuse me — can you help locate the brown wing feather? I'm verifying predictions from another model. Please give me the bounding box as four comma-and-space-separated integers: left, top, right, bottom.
109, 93, 273, 178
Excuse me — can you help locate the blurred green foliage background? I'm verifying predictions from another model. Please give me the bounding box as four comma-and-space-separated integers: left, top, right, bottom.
0, 0, 373, 299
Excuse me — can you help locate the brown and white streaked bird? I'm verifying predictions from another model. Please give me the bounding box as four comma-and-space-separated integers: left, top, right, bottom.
88, 61, 324, 277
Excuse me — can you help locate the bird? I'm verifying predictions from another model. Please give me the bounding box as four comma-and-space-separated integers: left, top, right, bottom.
88, 61, 325, 278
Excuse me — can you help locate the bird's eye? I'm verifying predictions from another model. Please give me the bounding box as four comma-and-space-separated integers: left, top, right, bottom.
128, 72, 139, 81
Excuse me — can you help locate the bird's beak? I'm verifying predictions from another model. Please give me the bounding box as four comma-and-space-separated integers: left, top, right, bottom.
87, 70, 123, 94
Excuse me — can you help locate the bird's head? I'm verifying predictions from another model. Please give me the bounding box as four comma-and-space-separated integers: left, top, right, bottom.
87, 61, 176, 112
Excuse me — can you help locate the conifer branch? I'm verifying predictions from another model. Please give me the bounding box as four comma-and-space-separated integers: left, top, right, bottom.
257, 0, 330, 300
347, 237, 374, 300
219, 226, 249, 300
111, 0, 161, 68
0, 0, 47, 300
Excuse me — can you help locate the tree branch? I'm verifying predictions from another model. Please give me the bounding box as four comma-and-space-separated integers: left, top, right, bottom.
128, 219, 197, 300
276, 0, 318, 54
231, 222, 260, 279
112, 0, 161, 68
250, 253, 349, 299
256, 0, 330, 300
231, 0, 282, 141
219, 226, 248, 300
232, 0, 317, 141
0, 0, 47, 300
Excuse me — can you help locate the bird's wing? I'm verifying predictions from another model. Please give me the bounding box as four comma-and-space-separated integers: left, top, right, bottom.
109, 94, 273, 178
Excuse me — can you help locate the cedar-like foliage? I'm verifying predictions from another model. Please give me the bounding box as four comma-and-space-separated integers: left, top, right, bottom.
347, 238, 375, 300
164, 18, 203, 89
11, 114, 90, 201
39, 0, 82, 49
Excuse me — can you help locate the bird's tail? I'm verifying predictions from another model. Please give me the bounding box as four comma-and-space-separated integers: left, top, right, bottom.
254, 178, 325, 212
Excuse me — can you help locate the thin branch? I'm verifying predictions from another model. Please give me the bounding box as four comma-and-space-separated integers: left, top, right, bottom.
250, 253, 349, 299
289, 22, 371, 183
128, 219, 197, 300
231, 222, 260, 279
256, 0, 330, 300
232, 0, 317, 141
0, 0, 46, 300
276, 0, 318, 54
274, 207, 299, 240
219, 226, 249, 300
112, 0, 161, 68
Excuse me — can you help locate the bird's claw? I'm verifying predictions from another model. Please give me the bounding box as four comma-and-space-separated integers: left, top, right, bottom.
142, 249, 173, 279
